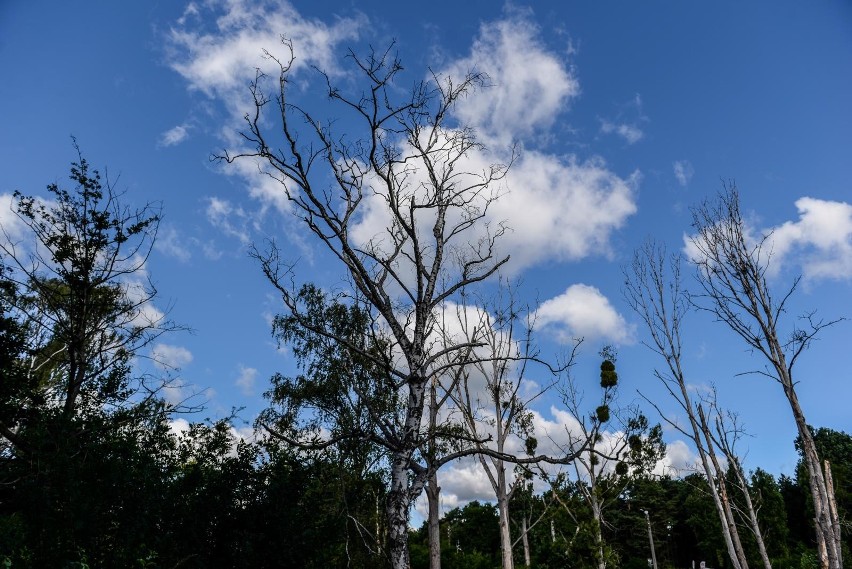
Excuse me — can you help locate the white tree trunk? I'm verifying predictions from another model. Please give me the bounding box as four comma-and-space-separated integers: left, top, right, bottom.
497, 493, 514, 569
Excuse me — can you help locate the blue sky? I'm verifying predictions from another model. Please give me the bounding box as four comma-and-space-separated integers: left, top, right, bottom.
1, 1, 851, 510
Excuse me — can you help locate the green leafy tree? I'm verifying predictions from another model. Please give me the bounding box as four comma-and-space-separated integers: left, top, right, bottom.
0, 144, 181, 567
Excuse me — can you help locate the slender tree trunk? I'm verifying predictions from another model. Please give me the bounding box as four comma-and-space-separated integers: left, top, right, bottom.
426, 379, 441, 569
590, 491, 606, 569
824, 461, 841, 564
497, 492, 514, 569
698, 406, 749, 569
783, 379, 842, 569
522, 516, 531, 567
728, 456, 772, 569
426, 474, 441, 569
387, 376, 428, 569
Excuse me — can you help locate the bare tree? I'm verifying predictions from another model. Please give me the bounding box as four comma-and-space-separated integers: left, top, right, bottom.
689, 186, 842, 569
447, 285, 565, 569
624, 241, 753, 569
699, 388, 773, 569
231, 42, 580, 569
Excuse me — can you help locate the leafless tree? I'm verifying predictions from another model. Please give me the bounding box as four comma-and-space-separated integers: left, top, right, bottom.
446, 284, 566, 569
698, 388, 773, 569
689, 185, 842, 569
229, 41, 584, 569
624, 241, 753, 569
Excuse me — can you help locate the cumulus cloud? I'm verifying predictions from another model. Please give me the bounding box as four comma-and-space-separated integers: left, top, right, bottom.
168, 418, 191, 437
350, 17, 637, 274
685, 196, 852, 282
537, 284, 634, 344
169, 5, 638, 271
767, 197, 852, 281
440, 15, 580, 147
0, 193, 28, 247
235, 365, 259, 395
495, 154, 638, 269
159, 124, 190, 147
653, 438, 699, 477
167, 0, 365, 238
673, 160, 694, 187
168, 0, 364, 135
151, 343, 194, 370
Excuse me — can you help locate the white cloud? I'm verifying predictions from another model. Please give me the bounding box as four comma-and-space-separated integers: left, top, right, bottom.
495, 154, 638, 270
159, 124, 190, 147
652, 438, 699, 477
168, 0, 365, 135
441, 14, 580, 147
168, 418, 191, 437
155, 224, 192, 261
167, 0, 366, 231
685, 196, 852, 282
0, 193, 28, 247
537, 284, 634, 344
673, 160, 694, 187
768, 197, 852, 281
235, 365, 259, 395
205, 196, 251, 245
151, 343, 194, 370
600, 120, 643, 144
169, 7, 638, 273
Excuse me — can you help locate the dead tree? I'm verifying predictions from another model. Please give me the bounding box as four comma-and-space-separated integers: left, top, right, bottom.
689, 186, 842, 569
624, 241, 752, 569
447, 284, 566, 569
700, 389, 773, 569
231, 41, 583, 569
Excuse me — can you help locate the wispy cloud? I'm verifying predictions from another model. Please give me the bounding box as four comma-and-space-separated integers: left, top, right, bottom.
600, 120, 644, 144
235, 365, 259, 395
151, 343, 194, 370
155, 224, 192, 261
673, 160, 694, 187
205, 197, 251, 245
159, 124, 190, 147
599, 94, 647, 145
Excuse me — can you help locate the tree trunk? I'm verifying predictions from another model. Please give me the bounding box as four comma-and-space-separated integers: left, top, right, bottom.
497, 493, 514, 569
426, 473, 441, 569
783, 380, 842, 569
388, 454, 413, 569
698, 406, 749, 569
522, 516, 531, 567
590, 492, 606, 569
388, 377, 429, 569
728, 456, 772, 569
685, 397, 743, 569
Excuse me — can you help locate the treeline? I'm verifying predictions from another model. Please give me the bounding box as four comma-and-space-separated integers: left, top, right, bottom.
410, 427, 851, 569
